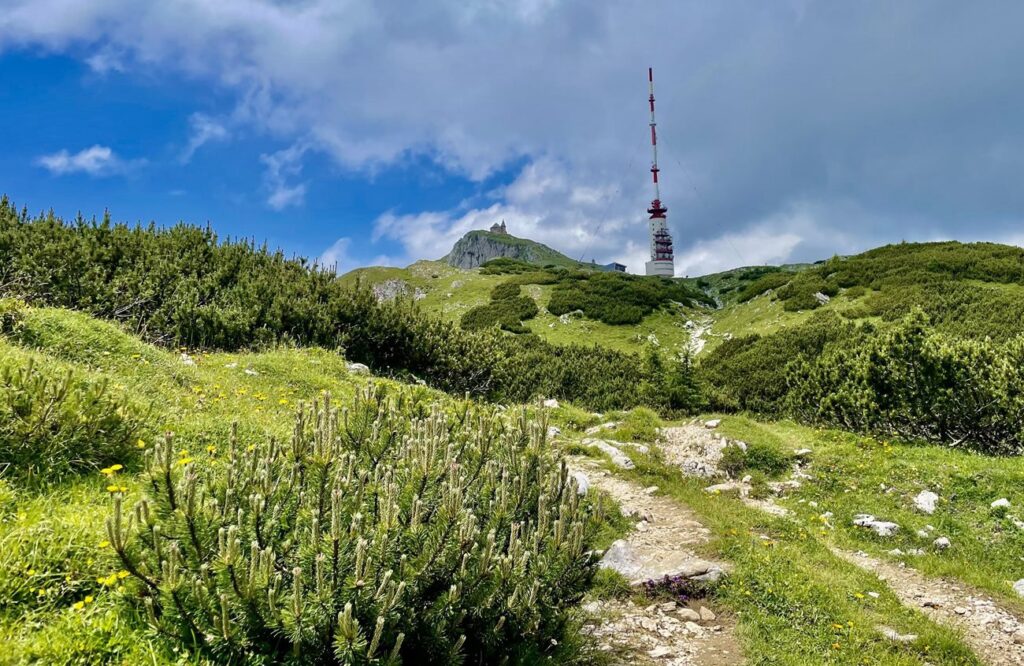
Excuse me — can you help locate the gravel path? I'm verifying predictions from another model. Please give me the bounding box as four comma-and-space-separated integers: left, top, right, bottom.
570, 458, 743, 665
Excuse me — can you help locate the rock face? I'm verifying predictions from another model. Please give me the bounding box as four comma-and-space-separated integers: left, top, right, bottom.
444, 230, 577, 269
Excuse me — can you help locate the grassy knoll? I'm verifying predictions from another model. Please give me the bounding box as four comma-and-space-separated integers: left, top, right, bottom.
0, 307, 384, 663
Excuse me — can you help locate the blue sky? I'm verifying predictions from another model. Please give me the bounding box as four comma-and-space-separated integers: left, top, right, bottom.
1, 1, 1023, 275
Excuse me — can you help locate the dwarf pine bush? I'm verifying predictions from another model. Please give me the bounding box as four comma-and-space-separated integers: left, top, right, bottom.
106, 385, 601, 664
0, 357, 144, 483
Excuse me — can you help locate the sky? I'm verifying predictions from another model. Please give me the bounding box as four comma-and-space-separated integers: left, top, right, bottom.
1, 1, 1023, 276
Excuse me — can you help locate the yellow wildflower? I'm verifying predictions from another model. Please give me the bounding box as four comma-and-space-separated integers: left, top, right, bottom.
136, 439, 146, 449
117, 570, 129, 579
177, 457, 194, 466
206, 445, 217, 454
99, 540, 110, 548
84, 595, 94, 603
278, 398, 289, 405
106, 485, 120, 493
110, 464, 123, 472
73, 601, 85, 610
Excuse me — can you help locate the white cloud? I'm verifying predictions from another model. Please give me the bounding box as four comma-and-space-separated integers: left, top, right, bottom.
35, 145, 138, 176
180, 113, 230, 163
260, 143, 309, 210
318, 236, 403, 273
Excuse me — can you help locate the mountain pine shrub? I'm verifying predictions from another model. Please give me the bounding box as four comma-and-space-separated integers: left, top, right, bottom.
786, 309, 1024, 454
106, 385, 602, 664
0, 356, 145, 483
0, 198, 675, 412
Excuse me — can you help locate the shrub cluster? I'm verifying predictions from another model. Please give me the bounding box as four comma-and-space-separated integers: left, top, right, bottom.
698, 312, 856, 413
106, 385, 601, 664
0, 356, 145, 483
547, 272, 711, 325
460, 282, 539, 334
786, 310, 1024, 455
0, 198, 701, 412
738, 242, 1024, 335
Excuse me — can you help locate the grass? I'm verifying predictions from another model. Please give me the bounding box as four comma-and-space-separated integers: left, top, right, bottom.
713, 417, 1024, 613
554, 410, 1017, 663
0, 307, 422, 664
621, 452, 982, 665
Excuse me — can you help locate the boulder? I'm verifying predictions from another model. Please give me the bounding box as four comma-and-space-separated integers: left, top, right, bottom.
698, 606, 716, 622
913, 490, 939, 515
180, 352, 196, 366
346, 362, 370, 375
814, 291, 831, 304
793, 448, 813, 458
933, 536, 951, 550
991, 498, 1012, 509
704, 419, 721, 429
542, 398, 560, 409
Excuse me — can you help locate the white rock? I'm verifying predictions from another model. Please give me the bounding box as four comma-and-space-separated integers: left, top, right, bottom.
648, 646, 674, 659
793, 448, 813, 457
991, 498, 1012, 509
224, 362, 238, 369
546, 426, 561, 439
913, 490, 939, 515
814, 291, 831, 304
643, 486, 660, 495
677, 608, 700, 622
244, 368, 259, 376
853, 514, 900, 537
916, 529, 931, 538
733, 440, 748, 452
698, 606, 716, 622
953, 606, 968, 615
704, 419, 721, 428
346, 362, 370, 375
570, 471, 589, 496
658, 601, 677, 612
1013, 579, 1024, 597
583, 439, 635, 469
933, 536, 951, 550
741, 475, 752, 484
887, 548, 904, 556
542, 398, 560, 409
180, 352, 196, 366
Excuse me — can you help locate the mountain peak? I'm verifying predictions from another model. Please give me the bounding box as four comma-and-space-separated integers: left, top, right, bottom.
444, 228, 583, 269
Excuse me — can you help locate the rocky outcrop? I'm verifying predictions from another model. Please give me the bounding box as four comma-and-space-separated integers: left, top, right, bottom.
444, 230, 575, 269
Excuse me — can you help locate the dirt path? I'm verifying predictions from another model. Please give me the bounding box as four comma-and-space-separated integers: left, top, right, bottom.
570, 457, 743, 665
834, 549, 1024, 665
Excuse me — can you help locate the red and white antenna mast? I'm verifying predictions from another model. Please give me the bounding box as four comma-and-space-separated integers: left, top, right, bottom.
645, 67, 675, 277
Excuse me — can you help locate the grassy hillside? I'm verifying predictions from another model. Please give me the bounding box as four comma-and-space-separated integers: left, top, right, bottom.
0, 304, 624, 664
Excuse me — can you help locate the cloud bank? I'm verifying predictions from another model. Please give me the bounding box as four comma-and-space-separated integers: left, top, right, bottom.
5, 1, 1024, 273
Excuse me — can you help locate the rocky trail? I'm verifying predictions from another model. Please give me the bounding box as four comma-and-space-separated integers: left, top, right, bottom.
569, 456, 743, 665
834, 549, 1024, 665
649, 420, 1024, 665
